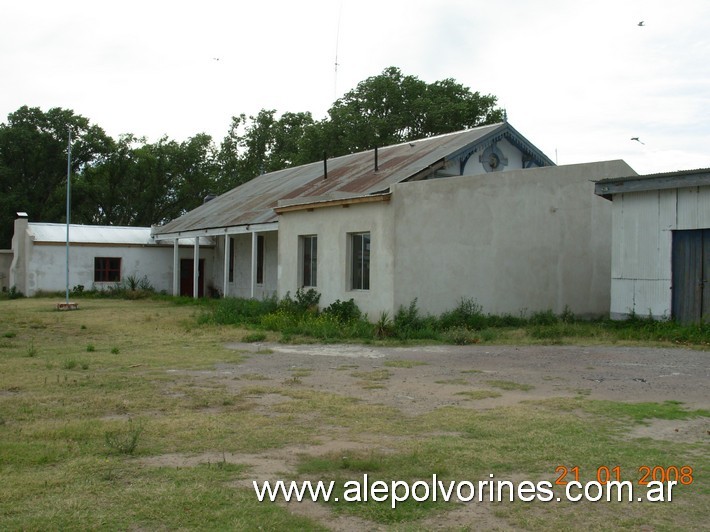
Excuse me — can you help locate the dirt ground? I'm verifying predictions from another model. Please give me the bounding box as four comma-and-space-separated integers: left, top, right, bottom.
223, 342, 710, 412
154, 343, 710, 530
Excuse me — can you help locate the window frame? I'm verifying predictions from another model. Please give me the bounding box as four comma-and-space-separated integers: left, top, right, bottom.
228, 237, 235, 283
300, 235, 318, 288
349, 232, 370, 291
94, 257, 122, 283
256, 234, 265, 285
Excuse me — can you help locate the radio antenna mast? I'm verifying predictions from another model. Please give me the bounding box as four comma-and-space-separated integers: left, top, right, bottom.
334, 0, 343, 99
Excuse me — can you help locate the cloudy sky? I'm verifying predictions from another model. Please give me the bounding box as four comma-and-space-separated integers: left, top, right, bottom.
2, 0, 709, 174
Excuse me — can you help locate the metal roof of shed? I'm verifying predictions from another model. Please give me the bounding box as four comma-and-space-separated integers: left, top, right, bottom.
594, 167, 710, 199
153, 122, 554, 237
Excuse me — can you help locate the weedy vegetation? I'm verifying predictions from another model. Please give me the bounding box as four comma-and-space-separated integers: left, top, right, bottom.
0, 297, 707, 530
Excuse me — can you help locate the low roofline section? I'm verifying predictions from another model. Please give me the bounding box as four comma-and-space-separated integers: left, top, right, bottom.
152, 222, 279, 241
274, 192, 392, 214
594, 168, 710, 200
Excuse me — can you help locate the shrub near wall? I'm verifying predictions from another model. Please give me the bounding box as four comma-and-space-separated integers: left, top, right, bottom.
198, 293, 710, 347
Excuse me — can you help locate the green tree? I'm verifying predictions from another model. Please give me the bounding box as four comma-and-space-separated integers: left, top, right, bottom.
220, 67, 504, 176
217, 110, 314, 189
321, 66, 503, 157
0, 106, 113, 247
76, 134, 220, 226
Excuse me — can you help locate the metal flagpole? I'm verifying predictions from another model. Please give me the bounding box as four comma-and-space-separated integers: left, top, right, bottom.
66, 128, 71, 304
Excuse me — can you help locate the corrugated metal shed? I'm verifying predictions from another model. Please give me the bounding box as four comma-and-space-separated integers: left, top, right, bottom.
28, 223, 210, 246
153, 122, 554, 237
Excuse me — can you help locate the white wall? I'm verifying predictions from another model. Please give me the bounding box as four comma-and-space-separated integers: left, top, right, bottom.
609, 186, 710, 319
255, 231, 278, 300
436, 138, 538, 177
15, 238, 212, 296
277, 161, 629, 320
213, 231, 278, 300
390, 161, 629, 318
277, 201, 394, 319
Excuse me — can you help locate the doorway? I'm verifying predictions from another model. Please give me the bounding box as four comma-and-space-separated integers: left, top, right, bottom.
180, 259, 205, 298
672, 229, 710, 323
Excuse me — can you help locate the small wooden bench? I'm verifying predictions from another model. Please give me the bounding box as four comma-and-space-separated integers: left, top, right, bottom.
56, 302, 79, 311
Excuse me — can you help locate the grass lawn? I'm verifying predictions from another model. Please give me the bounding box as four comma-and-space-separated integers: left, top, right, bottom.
0, 298, 707, 530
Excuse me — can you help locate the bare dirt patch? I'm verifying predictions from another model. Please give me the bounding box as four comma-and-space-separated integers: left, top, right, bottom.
224, 343, 709, 413
171, 342, 708, 530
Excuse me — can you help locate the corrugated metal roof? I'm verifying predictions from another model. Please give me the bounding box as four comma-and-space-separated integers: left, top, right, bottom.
596, 167, 710, 184
154, 122, 553, 236
28, 223, 210, 246
594, 167, 710, 199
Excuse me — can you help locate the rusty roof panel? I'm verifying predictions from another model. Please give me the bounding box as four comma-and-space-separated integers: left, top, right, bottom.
154, 123, 550, 236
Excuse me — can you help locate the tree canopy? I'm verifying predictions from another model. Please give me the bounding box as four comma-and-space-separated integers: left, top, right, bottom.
0, 67, 502, 247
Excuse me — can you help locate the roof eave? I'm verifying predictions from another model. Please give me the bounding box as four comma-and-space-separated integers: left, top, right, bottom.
594, 169, 710, 200
152, 222, 279, 241
274, 192, 391, 214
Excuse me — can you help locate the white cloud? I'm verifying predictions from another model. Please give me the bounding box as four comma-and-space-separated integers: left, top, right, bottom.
1, 0, 709, 174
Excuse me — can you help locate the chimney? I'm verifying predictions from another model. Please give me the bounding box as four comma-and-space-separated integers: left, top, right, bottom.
9, 212, 30, 295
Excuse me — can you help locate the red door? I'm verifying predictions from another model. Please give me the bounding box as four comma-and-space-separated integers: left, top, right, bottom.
180, 259, 205, 297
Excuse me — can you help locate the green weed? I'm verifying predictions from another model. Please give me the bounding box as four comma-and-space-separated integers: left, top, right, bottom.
485, 380, 534, 391
104, 419, 144, 455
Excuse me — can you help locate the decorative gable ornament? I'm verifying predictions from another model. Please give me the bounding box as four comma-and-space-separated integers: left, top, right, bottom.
479, 144, 509, 173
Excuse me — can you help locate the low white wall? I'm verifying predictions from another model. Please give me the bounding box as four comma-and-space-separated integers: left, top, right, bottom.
22, 243, 209, 296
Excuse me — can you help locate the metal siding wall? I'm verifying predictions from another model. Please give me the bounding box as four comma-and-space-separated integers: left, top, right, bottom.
703, 230, 710, 321
611, 189, 676, 319
658, 189, 677, 230
610, 278, 635, 317
677, 188, 699, 230
658, 190, 676, 280
619, 193, 640, 279
619, 190, 664, 280
634, 280, 671, 318
698, 188, 710, 228
639, 191, 665, 280
611, 195, 624, 279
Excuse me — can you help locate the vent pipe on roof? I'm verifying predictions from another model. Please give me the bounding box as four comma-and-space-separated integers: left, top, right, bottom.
203, 193, 217, 204
374, 146, 378, 172
323, 151, 328, 179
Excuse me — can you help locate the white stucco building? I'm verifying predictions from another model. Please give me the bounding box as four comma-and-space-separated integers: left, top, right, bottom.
595, 168, 710, 323
151, 121, 634, 318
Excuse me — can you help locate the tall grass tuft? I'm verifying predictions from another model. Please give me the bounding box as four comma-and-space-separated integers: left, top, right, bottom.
105, 419, 144, 455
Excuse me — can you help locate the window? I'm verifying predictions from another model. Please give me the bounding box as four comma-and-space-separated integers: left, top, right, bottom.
350, 232, 370, 290
256, 234, 265, 285
301, 235, 317, 287
94, 257, 121, 282
228, 237, 235, 283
